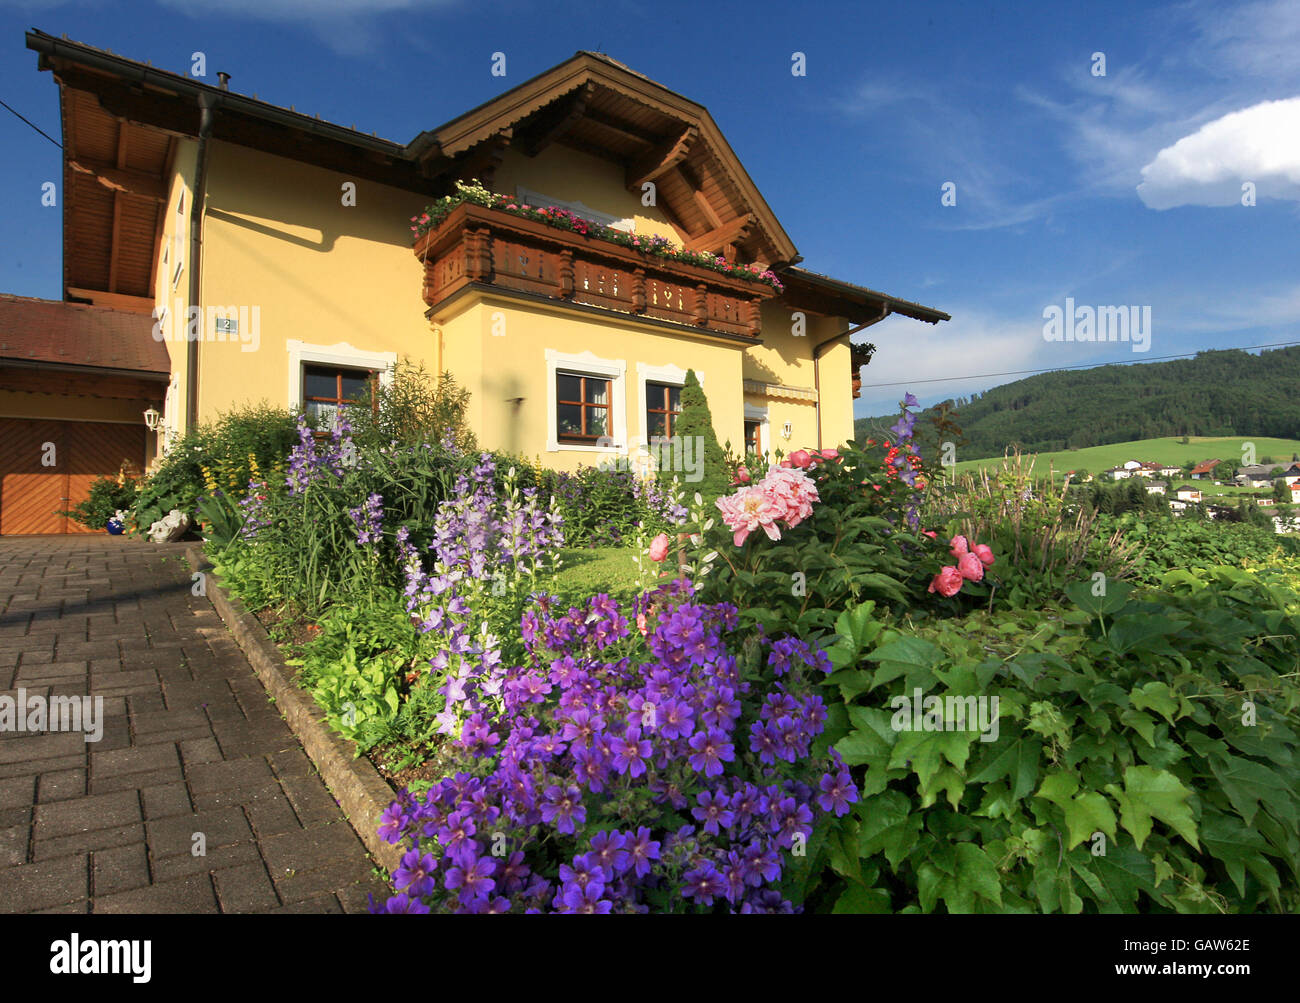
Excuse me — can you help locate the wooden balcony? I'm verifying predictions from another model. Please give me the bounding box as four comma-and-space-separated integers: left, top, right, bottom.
413, 202, 775, 339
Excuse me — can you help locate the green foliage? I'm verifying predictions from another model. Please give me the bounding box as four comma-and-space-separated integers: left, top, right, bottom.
63, 467, 138, 529
216, 438, 470, 617
674, 369, 731, 502
1104, 512, 1300, 583
195, 491, 244, 552
347, 359, 476, 453
538, 465, 682, 548
289, 597, 443, 752
931, 450, 1142, 606
132, 403, 298, 531
693, 440, 940, 634
807, 562, 1300, 914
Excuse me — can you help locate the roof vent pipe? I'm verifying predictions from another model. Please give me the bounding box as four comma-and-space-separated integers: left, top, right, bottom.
217, 72, 230, 90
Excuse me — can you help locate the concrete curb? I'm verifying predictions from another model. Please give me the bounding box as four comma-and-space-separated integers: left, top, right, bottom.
183, 545, 403, 876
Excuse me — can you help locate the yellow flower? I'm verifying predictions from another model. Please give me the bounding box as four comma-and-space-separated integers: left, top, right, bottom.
248, 453, 261, 481
200, 465, 218, 494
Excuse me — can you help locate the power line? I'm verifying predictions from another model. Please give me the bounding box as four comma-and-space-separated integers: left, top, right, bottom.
0, 98, 61, 149
858, 339, 1300, 389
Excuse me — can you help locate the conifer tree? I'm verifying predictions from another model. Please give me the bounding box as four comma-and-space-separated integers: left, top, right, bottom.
673, 369, 731, 501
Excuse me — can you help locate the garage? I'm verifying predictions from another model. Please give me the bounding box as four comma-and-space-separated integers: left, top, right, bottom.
0, 418, 147, 535
0, 294, 168, 535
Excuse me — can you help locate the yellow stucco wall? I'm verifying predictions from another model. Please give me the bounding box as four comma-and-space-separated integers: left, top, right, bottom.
433, 293, 747, 471
193, 139, 432, 423
493, 145, 683, 247
152, 138, 197, 443
168, 136, 856, 466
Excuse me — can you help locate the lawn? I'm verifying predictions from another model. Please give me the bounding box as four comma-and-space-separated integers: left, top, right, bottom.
952, 435, 1300, 478
552, 545, 642, 596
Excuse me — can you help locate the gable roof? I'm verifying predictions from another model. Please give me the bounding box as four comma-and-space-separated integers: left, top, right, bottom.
406, 51, 799, 266
0, 293, 169, 375
26, 31, 947, 326
1189, 459, 1221, 474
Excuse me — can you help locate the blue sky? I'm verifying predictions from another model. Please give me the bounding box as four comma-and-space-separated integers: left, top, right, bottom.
1, 0, 1297, 419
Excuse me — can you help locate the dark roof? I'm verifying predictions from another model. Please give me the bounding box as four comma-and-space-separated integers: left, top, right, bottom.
1173, 484, 1200, 492
780, 267, 949, 325
0, 294, 169, 375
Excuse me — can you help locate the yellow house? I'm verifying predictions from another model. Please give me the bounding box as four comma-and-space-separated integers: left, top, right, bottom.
24, 31, 947, 483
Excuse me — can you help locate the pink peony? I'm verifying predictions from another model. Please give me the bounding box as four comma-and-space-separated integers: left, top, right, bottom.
715, 486, 782, 546
819, 448, 841, 462
732, 466, 751, 484
972, 543, 995, 566
956, 552, 985, 582
949, 535, 970, 558
928, 566, 964, 597
649, 533, 671, 562
789, 449, 813, 469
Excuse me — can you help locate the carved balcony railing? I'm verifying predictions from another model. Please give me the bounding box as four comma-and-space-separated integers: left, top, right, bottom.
413, 202, 775, 339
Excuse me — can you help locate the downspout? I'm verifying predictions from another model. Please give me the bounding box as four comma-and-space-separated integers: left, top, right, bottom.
186, 92, 216, 432
812, 302, 890, 450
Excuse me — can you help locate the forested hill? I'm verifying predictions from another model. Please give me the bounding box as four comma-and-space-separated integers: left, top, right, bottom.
854, 346, 1300, 460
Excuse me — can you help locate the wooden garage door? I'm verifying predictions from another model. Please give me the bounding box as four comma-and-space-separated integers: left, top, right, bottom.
0, 419, 146, 535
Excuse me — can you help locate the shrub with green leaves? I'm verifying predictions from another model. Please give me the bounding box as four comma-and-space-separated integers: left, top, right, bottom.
290, 596, 444, 752
132, 403, 299, 531
63, 469, 139, 530
798, 563, 1300, 914
1102, 511, 1300, 583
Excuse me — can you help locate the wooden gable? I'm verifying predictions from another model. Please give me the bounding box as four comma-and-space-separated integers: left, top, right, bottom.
410, 53, 800, 269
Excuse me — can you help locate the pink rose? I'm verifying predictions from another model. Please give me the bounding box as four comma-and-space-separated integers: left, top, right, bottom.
819, 448, 841, 462
956, 552, 984, 582
732, 466, 751, 484
928, 566, 964, 597
949, 535, 970, 558
789, 449, 813, 469
972, 543, 995, 566
649, 533, 671, 563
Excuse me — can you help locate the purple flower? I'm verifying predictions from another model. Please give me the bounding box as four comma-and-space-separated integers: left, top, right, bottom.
445, 852, 496, 902
540, 784, 587, 835
687, 728, 735, 778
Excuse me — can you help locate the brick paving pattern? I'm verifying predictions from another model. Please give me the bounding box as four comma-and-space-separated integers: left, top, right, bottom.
0, 537, 389, 913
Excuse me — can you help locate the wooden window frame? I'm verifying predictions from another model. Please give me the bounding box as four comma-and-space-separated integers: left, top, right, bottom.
302, 363, 378, 419
645, 380, 683, 440
556, 371, 613, 444
744, 418, 762, 456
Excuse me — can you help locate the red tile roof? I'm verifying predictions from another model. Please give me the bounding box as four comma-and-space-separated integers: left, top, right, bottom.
0, 294, 169, 374
1189, 459, 1221, 475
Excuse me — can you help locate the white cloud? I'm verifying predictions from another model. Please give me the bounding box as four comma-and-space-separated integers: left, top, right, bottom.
1136, 97, 1300, 208
853, 310, 1048, 415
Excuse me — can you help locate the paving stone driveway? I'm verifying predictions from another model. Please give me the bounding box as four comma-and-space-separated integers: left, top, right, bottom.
0, 536, 389, 913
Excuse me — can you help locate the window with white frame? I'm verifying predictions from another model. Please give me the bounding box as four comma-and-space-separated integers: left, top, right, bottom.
286, 340, 397, 432
545, 348, 626, 453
